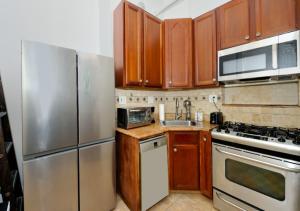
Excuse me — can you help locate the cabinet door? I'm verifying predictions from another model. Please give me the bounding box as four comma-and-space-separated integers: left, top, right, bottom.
164, 19, 193, 88
194, 11, 217, 87
218, 0, 251, 49
143, 12, 163, 88
255, 0, 297, 40
169, 132, 199, 190
199, 131, 212, 199
124, 2, 143, 86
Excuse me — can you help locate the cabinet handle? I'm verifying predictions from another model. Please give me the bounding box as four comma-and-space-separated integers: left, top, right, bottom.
169, 81, 172, 85
256, 32, 261, 37
145, 80, 149, 83
244, 35, 250, 40
173, 148, 177, 152
203, 137, 207, 142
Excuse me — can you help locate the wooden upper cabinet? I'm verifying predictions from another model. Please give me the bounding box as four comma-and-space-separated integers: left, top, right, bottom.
199, 131, 212, 199
255, 0, 297, 40
143, 12, 163, 87
218, 0, 251, 49
164, 19, 193, 88
194, 11, 217, 87
124, 2, 143, 86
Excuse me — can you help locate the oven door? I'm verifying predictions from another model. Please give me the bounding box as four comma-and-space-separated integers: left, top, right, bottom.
213, 143, 300, 211
218, 36, 278, 82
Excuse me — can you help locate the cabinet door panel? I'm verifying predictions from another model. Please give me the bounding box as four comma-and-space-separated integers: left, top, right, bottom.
173, 145, 199, 190
199, 131, 212, 199
219, 0, 251, 49
255, 0, 296, 40
164, 19, 193, 88
194, 11, 217, 86
144, 13, 163, 87
124, 2, 143, 86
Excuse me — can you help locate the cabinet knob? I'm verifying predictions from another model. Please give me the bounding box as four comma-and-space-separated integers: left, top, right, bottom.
145, 80, 149, 83
203, 137, 207, 142
256, 32, 261, 37
169, 81, 172, 85
213, 78, 216, 82
0, 154, 3, 159
139, 79, 143, 83
245, 35, 250, 40
173, 148, 177, 152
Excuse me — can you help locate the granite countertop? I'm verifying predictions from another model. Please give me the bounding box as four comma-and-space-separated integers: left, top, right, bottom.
116, 121, 217, 140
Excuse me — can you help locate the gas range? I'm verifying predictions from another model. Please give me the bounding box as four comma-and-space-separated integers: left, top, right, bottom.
212, 121, 300, 157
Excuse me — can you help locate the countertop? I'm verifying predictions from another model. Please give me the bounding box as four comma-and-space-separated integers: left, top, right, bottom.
116, 121, 217, 140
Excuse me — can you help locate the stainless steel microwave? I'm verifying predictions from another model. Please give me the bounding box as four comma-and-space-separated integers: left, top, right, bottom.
117, 107, 155, 129
218, 30, 300, 82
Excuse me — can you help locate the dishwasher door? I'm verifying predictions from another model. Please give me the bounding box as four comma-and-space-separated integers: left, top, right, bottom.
140, 135, 169, 211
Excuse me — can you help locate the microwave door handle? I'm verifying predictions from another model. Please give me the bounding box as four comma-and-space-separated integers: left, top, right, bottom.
130, 109, 143, 112
216, 192, 247, 211
215, 147, 300, 173
272, 44, 278, 69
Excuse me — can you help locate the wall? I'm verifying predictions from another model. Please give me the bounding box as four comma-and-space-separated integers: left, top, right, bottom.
188, 0, 229, 18
0, 0, 101, 182
116, 82, 300, 128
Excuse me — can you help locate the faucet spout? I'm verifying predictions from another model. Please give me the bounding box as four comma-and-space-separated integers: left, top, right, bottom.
175, 98, 182, 120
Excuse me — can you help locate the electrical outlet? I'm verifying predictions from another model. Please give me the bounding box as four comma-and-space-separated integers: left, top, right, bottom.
209, 95, 218, 103
148, 96, 154, 104
119, 96, 127, 105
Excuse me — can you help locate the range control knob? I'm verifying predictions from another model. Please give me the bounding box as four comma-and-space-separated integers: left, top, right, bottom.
216, 127, 222, 132
225, 128, 230, 134
293, 137, 300, 145
278, 137, 286, 143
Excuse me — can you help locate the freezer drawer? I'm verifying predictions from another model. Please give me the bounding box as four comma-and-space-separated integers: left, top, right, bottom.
22, 41, 77, 156
140, 135, 169, 211
78, 53, 115, 145
79, 141, 116, 211
23, 149, 78, 211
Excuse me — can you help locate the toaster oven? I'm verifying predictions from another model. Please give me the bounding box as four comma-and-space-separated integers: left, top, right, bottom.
117, 107, 155, 129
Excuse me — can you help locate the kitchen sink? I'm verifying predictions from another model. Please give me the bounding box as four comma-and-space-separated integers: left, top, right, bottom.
161, 120, 196, 126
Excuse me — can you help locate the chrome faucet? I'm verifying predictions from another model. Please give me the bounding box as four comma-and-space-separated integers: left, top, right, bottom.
183, 99, 192, 121
175, 98, 182, 120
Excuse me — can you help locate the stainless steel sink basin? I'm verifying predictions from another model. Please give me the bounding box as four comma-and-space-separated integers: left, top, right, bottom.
161, 120, 196, 126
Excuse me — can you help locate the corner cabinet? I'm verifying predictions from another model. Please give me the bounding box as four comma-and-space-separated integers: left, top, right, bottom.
218, 0, 299, 49
194, 11, 218, 87
114, 1, 163, 88
199, 131, 212, 199
164, 19, 193, 88
168, 132, 199, 190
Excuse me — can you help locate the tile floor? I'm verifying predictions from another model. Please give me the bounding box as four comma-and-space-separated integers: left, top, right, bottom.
114, 192, 218, 211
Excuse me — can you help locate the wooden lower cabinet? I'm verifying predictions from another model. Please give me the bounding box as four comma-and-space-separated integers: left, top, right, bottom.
199, 131, 213, 199
169, 132, 199, 190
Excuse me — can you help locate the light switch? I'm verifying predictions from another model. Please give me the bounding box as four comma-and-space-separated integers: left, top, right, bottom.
119, 96, 127, 105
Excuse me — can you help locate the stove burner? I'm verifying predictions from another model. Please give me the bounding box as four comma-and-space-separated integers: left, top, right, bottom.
218, 121, 300, 145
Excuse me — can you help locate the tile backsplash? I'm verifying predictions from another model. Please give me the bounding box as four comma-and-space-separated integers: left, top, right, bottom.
116, 80, 300, 128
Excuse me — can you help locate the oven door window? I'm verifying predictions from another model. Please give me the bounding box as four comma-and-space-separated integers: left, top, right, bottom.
225, 159, 285, 201
219, 46, 273, 76
128, 110, 149, 124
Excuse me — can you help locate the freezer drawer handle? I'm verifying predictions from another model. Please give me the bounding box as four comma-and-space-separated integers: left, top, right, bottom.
216, 192, 247, 211
215, 147, 300, 173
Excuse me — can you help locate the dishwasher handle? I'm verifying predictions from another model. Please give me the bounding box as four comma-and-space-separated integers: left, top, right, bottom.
140, 135, 167, 153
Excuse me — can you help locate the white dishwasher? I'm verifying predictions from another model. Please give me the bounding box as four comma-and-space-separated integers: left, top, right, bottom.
140, 135, 169, 211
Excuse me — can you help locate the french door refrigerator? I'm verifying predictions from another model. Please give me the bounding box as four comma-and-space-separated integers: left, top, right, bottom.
22, 41, 116, 211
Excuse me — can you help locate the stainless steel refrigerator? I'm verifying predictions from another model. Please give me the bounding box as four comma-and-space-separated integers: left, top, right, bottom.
22, 41, 116, 211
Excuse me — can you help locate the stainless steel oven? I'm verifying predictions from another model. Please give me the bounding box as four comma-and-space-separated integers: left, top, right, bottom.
117, 107, 154, 129
213, 142, 300, 211
218, 30, 300, 82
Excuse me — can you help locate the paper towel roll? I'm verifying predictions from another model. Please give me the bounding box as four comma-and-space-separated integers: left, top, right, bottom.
159, 104, 165, 121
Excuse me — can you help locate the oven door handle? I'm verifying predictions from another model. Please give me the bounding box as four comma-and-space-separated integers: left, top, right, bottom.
216, 192, 247, 211
215, 147, 300, 173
